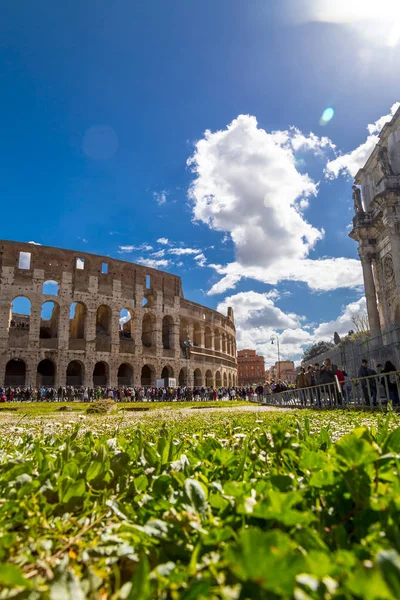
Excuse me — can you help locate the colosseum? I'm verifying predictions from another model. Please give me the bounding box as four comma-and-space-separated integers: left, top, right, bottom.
0, 240, 237, 389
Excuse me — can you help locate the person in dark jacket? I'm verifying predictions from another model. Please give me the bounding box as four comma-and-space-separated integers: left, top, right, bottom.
358, 359, 377, 406
381, 361, 399, 405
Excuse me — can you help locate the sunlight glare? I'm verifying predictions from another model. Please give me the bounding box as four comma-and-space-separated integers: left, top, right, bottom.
320, 107, 335, 126
308, 0, 400, 48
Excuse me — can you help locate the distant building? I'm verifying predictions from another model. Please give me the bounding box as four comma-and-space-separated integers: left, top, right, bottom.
237, 349, 265, 385
267, 360, 296, 384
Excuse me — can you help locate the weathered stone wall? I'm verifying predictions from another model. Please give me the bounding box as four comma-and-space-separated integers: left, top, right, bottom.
0, 241, 237, 387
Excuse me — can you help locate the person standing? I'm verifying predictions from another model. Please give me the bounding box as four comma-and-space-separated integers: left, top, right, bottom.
380, 361, 399, 405
358, 359, 377, 406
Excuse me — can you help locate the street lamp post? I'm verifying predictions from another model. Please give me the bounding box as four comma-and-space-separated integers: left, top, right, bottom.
270, 335, 281, 379
183, 326, 192, 397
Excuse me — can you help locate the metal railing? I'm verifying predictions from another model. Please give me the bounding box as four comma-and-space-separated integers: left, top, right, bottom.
261, 370, 400, 408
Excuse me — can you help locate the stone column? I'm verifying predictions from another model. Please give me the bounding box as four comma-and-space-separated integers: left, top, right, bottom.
387, 220, 400, 293
199, 326, 205, 348
359, 248, 381, 334
372, 255, 388, 330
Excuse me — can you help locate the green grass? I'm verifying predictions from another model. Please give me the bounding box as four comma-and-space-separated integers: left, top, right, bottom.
1, 405, 400, 598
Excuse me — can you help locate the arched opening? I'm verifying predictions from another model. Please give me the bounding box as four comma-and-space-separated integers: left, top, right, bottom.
142, 313, 156, 348
222, 335, 227, 354
193, 368, 202, 387
96, 305, 112, 336
66, 361, 84, 386
42, 280, 59, 296
70, 302, 86, 339
223, 372, 228, 387
161, 365, 174, 380
4, 359, 26, 386
120, 308, 133, 339
162, 315, 174, 350
37, 359, 56, 387
40, 302, 59, 338
178, 367, 187, 386
215, 371, 222, 387
193, 323, 202, 347
93, 362, 109, 387
142, 289, 156, 309
205, 369, 213, 387
9, 297, 31, 332
141, 364, 155, 386
228, 372, 232, 387
118, 363, 134, 386
214, 330, 221, 352
205, 327, 212, 349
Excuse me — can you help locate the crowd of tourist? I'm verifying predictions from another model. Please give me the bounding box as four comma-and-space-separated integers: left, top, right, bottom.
1, 358, 398, 405
0, 385, 261, 403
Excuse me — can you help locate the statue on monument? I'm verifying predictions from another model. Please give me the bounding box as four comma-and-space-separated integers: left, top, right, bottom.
378, 144, 394, 178
352, 185, 364, 214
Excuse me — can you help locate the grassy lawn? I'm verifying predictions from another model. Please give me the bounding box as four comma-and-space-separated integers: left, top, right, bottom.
1, 404, 400, 598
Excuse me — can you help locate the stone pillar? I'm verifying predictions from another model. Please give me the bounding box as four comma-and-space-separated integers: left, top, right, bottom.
210, 330, 215, 351
387, 220, 400, 293
372, 255, 388, 330
171, 322, 180, 358
359, 248, 381, 334
57, 304, 70, 350
199, 326, 205, 348
0, 301, 12, 347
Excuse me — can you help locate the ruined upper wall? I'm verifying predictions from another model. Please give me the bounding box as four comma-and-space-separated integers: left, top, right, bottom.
0, 240, 183, 300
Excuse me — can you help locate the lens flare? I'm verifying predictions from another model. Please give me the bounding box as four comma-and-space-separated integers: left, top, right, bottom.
320, 107, 335, 126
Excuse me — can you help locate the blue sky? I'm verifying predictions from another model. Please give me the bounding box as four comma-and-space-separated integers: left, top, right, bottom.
1, 0, 399, 365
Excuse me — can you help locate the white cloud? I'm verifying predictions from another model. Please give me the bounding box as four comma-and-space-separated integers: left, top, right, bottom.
314, 296, 367, 338
168, 247, 199, 256
217, 290, 311, 365
194, 252, 207, 267
325, 102, 400, 179
136, 257, 170, 269
76, 258, 85, 270
153, 190, 168, 205
28, 241, 41, 245
119, 244, 153, 253
187, 114, 359, 294
157, 237, 170, 245
216, 290, 367, 365
207, 256, 362, 294
151, 249, 166, 258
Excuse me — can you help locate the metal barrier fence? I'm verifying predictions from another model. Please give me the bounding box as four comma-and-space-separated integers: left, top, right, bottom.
261, 370, 400, 409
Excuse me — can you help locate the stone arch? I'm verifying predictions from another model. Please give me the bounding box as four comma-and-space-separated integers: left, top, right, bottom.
4, 358, 26, 386
141, 364, 155, 386
42, 280, 59, 296
40, 301, 60, 339
161, 365, 174, 379
178, 367, 187, 386
223, 372, 228, 387
96, 305, 112, 336
93, 361, 109, 387
162, 315, 174, 349
204, 326, 212, 349
214, 329, 221, 352
221, 334, 227, 354
215, 370, 222, 387
66, 360, 84, 386
205, 369, 213, 387
120, 308, 134, 339
142, 289, 157, 309
37, 359, 56, 387
193, 368, 203, 387
142, 313, 156, 348
193, 323, 202, 346
70, 302, 86, 339
118, 363, 134, 386
9, 296, 31, 331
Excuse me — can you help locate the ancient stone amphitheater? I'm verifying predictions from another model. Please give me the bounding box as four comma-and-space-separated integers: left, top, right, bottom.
0, 240, 237, 388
